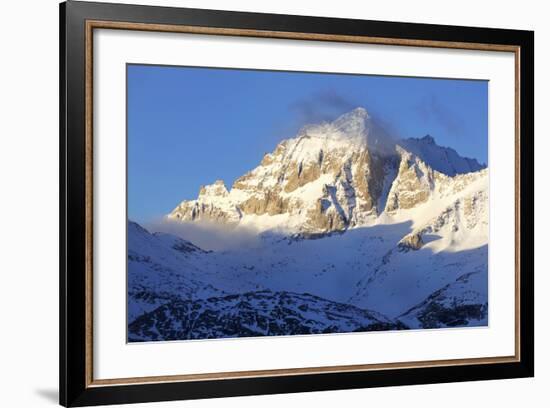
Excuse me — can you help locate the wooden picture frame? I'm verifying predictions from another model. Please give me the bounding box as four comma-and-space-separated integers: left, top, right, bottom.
60, 1, 534, 406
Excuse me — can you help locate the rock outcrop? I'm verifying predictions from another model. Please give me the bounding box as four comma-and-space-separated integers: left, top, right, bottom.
398, 233, 424, 251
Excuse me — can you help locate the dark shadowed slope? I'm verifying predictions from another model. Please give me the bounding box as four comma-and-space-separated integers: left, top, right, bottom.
129, 290, 407, 342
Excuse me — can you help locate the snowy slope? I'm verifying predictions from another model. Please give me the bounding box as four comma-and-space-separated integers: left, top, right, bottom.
127, 221, 223, 322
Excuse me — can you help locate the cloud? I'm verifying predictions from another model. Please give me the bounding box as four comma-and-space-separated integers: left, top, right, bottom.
415, 95, 463, 136
145, 217, 261, 251
290, 90, 359, 124
368, 111, 402, 140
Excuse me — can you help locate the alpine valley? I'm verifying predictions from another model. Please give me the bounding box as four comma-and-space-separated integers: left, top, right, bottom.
128, 107, 489, 342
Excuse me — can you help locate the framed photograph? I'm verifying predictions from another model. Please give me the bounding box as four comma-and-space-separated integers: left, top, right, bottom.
60, 1, 534, 406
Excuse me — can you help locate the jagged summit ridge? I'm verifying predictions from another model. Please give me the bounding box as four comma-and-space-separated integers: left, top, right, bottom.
168, 108, 487, 235
399, 134, 485, 176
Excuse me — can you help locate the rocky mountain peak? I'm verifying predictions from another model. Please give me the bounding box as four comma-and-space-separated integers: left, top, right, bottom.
421, 134, 435, 144
398, 135, 485, 176
292, 107, 396, 160
332, 107, 371, 133
168, 108, 487, 236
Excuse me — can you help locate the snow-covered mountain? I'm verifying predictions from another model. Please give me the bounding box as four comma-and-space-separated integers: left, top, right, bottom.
128, 107, 489, 341
168, 107, 486, 237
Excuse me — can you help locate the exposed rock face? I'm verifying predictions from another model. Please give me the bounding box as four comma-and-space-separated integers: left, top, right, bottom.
398, 233, 424, 251
239, 190, 290, 216
168, 108, 487, 236
305, 195, 348, 233
384, 147, 435, 212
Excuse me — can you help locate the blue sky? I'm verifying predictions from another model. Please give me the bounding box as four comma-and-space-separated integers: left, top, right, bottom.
128, 64, 488, 223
